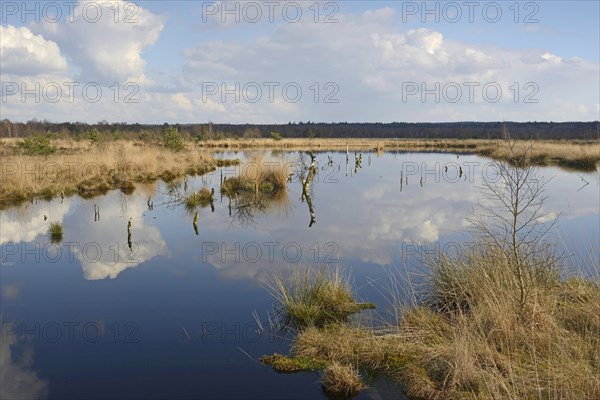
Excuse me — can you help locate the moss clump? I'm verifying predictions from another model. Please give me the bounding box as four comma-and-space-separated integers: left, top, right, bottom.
77, 176, 112, 196
260, 353, 328, 373
119, 180, 135, 195
216, 159, 240, 167
160, 170, 179, 182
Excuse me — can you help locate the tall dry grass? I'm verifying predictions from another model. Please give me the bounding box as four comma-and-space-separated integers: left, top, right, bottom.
221, 153, 291, 195
0, 140, 233, 208
199, 138, 599, 171
265, 246, 600, 399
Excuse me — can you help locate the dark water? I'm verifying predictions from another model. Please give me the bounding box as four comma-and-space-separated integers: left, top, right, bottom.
1, 151, 598, 399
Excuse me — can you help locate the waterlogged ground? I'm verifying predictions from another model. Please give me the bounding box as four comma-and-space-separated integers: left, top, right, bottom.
1, 151, 598, 399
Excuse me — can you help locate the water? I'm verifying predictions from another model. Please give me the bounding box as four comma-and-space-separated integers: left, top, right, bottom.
1, 151, 598, 399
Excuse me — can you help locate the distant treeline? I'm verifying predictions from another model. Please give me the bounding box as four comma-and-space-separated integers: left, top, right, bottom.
1, 119, 598, 140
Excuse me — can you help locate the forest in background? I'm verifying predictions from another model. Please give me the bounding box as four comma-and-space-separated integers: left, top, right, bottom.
0, 119, 598, 140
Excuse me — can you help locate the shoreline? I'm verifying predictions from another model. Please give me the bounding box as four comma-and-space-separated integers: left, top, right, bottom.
1, 138, 597, 209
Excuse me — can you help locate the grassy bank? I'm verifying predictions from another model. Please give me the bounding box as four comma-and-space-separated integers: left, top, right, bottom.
0, 139, 238, 209
1, 136, 597, 208
199, 138, 599, 171
3, 137, 599, 171
261, 248, 600, 399
260, 149, 599, 399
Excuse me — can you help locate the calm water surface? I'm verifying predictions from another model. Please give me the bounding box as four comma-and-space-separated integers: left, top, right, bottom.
1, 151, 598, 399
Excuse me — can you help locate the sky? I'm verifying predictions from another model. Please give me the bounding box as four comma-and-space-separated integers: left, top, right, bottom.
0, 0, 599, 123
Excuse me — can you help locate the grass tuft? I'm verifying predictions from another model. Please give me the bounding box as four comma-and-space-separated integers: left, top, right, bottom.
185, 187, 213, 209
221, 154, 289, 196
265, 267, 375, 328
48, 222, 63, 243
321, 362, 366, 397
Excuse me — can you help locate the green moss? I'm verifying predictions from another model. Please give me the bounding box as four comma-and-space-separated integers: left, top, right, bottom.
260, 354, 328, 373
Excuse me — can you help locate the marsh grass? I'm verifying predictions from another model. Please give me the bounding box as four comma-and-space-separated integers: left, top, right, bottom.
261, 246, 600, 399
221, 154, 290, 196
260, 353, 328, 373
0, 140, 238, 208
184, 187, 213, 209
260, 142, 599, 398
48, 222, 63, 244
265, 267, 375, 328
321, 362, 366, 396
197, 138, 599, 171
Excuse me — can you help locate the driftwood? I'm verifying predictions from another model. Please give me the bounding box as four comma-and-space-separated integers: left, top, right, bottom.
301, 152, 317, 227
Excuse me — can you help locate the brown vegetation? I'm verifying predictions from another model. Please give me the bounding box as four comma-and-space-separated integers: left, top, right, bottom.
262, 248, 600, 399
197, 138, 599, 171
0, 139, 238, 209
221, 153, 290, 196
1, 136, 597, 209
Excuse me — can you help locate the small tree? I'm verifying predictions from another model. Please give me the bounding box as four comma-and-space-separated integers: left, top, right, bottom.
18, 135, 57, 155
469, 142, 557, 308
88, 128, 100, 145
270, 131, 283, 141
304, 128, 317, 139
243, 127, 262, 139
164, 126, 185, 152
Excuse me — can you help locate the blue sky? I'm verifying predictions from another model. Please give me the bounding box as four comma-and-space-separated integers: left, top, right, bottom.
1, 1, 599, 123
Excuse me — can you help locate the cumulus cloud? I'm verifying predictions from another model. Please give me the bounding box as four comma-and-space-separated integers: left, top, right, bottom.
1, 4, 598, 123
31, 0, 164, 85
0, 331, 48, 400
178, 8, 599, 122
0, 25, 67, 76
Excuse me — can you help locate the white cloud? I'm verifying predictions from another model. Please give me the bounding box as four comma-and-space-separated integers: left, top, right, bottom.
177, 9, 599, 123
0, 25, 67, 75
1, 5, 598, 123
31, 0, 164, 85
0, 331, 48, 400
